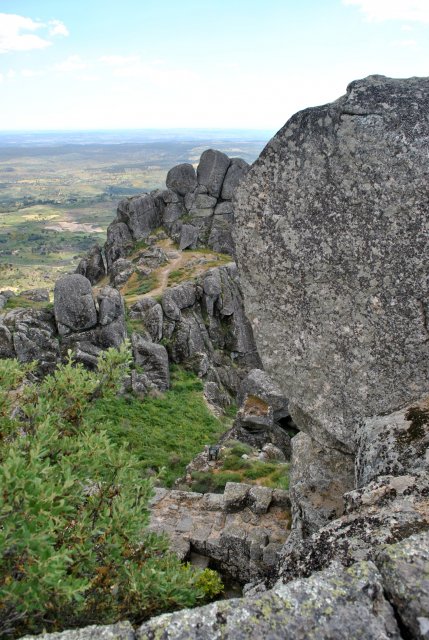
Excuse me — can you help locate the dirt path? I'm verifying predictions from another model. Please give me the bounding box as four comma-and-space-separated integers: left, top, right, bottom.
145, 251, 191, 298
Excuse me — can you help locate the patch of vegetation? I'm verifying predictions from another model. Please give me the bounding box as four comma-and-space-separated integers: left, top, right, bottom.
123, 272, 158, 299
189, 440, 290, 493
0, 347, 223, 638
84, 366, 227, 487
3, 295, 51, 311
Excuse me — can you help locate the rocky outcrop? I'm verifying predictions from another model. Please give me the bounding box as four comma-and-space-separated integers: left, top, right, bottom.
104, 150, 249, 266
138, 561, 401, 639
234, 75, 429, 454
148, 482, 291, 583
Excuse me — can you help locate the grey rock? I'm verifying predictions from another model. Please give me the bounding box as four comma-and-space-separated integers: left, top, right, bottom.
135, 246, 168, 271
356, 396, 429, 488
197, 149, 231, 198
188, 193, 217, 215
259, 443, 286, 462
97, 286, 124, 326
161, 283, 197, 321
21, 621, 135, 640
137, 561, 400, 639
179, 224, 198, 250
105, 222, 133, 269
221, 157, 249, 200
109, 258, 134, 288
234, 75, 429, 452
164, 201, 186, 227
72, 341, 102, 368
161, 188, 182, 204
287, 432, 355, 544
248, 486, 273, 514
214, 201, 234, 216
131, 333, 170, 391
54, 274, 97, 336
0, 294, 6, 310
10, 308, 59, 373
279, 472, 429, 581
20, 288, 50, 302
238, 369, 290, 422
223, 482, 249, 512
75, 245, 106, 285
166, 163, 197, 196
0, 321, 14, 357
376, 531, 429, 640
116, 193, 161, 241
207, 217, 234, 255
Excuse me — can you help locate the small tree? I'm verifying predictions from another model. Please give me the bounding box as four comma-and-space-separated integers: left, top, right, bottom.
0, 345, 222, 638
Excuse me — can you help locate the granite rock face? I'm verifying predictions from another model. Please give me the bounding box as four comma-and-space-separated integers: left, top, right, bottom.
54, 274, 98, 337
234, 75, 429, 452
137, 561, 400, 639
75, 245, 106, 285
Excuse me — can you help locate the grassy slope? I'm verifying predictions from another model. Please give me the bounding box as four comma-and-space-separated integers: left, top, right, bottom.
85, 366, 229, 487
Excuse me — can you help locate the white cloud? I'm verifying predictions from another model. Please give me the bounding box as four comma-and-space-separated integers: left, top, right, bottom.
48, 19, 69, 37
99, 55, 140, 66
342, 0, 429, 23
21, 68, 45, 78
0, 13, 68, 54
55, 55, 87, 72
0, 13, 50, 53
392, 38, 417, 47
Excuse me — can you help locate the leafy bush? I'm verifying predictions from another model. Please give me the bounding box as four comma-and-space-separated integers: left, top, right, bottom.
0, 347, 220, 638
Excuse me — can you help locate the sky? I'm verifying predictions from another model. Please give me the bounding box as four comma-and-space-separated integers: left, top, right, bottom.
0, 0, 428, 131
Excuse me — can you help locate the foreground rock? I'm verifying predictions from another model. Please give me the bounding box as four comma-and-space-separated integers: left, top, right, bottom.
137, 561, 400, 639
235, 75, 429, 453
148, 483, 290, 583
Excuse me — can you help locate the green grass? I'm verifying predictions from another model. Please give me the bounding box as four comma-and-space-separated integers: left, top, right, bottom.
188, 440, 290, 493
3, 296, 52, 311
84, 366, 227, 487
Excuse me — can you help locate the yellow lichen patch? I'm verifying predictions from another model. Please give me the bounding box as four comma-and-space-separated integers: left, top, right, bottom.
243, 394, 270, 416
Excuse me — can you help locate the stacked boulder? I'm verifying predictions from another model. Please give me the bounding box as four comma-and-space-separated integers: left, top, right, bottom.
103, 149, 249, 270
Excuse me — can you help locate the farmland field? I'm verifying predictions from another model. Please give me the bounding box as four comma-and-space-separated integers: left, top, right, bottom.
0, 130, 270, 291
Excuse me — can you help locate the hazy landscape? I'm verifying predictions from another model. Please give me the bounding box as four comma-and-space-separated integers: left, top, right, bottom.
0, 130, 270, 291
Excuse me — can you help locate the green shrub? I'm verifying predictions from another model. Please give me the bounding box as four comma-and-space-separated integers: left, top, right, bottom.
194, 568, 224, 600
0, 348, 217, 638
243, 461, 277, 480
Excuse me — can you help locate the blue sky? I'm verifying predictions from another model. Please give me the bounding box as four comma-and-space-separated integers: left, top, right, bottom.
0, 0, 428, 131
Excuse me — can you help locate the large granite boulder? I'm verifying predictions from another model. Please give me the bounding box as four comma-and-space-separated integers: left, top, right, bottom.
234, 75, 429, 453
221, 157, 249, 200
166, 163, 197, 195
54, 275, 97, 337
138, 561, 400, 639
197, 149, 230, 198
116, 193, 162, 241
131, 333, 170, 392
105, 222, 134, 269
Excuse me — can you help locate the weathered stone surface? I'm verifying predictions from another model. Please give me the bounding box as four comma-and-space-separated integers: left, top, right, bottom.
137, 561, 400, 639
7, 308, 59, 373
287, 432, 354, 544
161, 283, 197, 321
237, 369, 289, 422
116, 194, 161, 241
20, 288, 50, 302
105, 222, 134, 269
75, 245, 106, 285
21, 621, 135, 640
234, 75, 429, 452
376, 531, 429, 639
278, 472, 429, 582
179, 224, 198, 250
109, 258, 134, 288
131, 333, 170, 391
54, 275, 97, 336
197, 149, 230, 198
97, 286, 126, 348
221, 157, 249, 200
149, 483, 290, 583
166, 163, 197, 196
207, 217, 234, 256
0, 321, 14, 357
356, 395, 429, 488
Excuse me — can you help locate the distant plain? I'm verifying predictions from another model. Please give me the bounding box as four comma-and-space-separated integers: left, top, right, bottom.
0, 130, 271, 291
